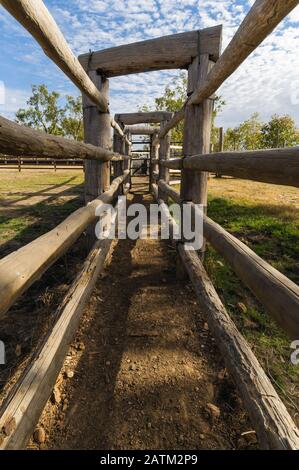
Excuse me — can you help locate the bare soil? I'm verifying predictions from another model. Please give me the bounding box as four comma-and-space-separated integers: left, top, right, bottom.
31, 179, 254, 450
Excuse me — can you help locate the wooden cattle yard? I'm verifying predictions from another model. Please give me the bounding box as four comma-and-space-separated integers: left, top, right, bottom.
0, 0, 299, 450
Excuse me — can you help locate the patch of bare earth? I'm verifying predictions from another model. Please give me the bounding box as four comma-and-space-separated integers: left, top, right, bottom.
32, 181, 254, 450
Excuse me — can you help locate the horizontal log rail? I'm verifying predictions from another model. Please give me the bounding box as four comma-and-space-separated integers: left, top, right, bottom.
159, 147, 299, 188
0, 116, 127, 162
157, 199, 299, 450
158, 0, 298, 139
116, 112, 173, 126
0, 0, 108, 112
156, 180, 299, 339
0, 171, 129, 320
124, 126, 159, 135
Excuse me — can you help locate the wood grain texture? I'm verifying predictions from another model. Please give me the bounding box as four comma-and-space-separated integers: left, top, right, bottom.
0, 0, 108, 111
78, 26, 223, 77
158, 121, 171, 200
183, 147, 299, 188
125, 126, 159, 135
0, 115, 120, 162
0, 171, 129, 321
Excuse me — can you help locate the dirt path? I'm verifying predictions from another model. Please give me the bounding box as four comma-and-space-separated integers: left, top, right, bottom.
33, 179, 254, 450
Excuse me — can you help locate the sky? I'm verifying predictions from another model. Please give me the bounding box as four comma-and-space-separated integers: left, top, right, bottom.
0, 0, 299, 129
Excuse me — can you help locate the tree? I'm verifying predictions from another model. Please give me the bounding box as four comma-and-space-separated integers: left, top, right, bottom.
260, 114, 299, 149
61, 95, 84, 141
140, 73, 225, 144
224, 113, 263, 151
16, 84, 83, 141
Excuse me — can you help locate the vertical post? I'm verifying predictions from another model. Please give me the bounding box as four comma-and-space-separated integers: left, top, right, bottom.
124, 131, 131, 191
180, 54, 214, 258
149, 133, 156, 192
82, 70, 111, 249
158, 121, 171, 201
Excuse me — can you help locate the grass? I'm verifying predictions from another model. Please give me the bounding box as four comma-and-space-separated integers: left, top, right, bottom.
0, 170, 84, 256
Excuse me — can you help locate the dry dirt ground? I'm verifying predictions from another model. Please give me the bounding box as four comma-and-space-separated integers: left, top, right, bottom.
30, 178, 255, 450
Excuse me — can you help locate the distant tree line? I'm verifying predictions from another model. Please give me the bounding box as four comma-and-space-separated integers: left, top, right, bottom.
16, 82, 299, 151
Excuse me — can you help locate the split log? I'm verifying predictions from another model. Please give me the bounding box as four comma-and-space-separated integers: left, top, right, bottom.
0, 0, 108, 112
0, 115, 122, 162
0, 232, 117, 449
160, 159, 183, 170
0, 171, 129, 320
183, 147, 299, 188
78, 27, 222, 77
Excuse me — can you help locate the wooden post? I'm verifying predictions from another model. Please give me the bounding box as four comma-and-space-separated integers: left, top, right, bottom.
149, 133, 157, 192
158, 121, 171, 201
180, 54, 214, 257
83, 70, 111, 249
124, 131, 131, 190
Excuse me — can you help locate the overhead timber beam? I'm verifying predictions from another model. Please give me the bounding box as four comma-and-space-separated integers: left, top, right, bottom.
78, 26, 223, 77
124, 126, 160, 135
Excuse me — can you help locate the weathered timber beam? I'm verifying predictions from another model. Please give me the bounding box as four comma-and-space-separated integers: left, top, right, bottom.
156, 181, 299, 338
159, 0, 298, 139
158, 199, 299, 449
124, 126, 159, 135
164, 148, 299, 188
0, 233, 115, 449
116, 112, 173, 126
0, 171, 129, 320
0, 0, 108, 112
0, 116, 124, 161
78, 26, 223, 77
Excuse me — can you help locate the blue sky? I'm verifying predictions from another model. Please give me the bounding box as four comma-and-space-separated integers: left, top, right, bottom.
0, 0, 299, 129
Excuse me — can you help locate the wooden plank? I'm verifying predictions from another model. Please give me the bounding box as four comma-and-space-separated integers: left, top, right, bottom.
78, 26, 223, 77
159, 0, 298, 138
117, 112, 173, 126
156, 182, 299, 338
178, 244, 299, 450
0, 0, 108, 112
0, 171, 129, 321
0, 233, 117, 449
158, 199, 299, 449
125, 126, 159, 135
0, 115, 122, 162
183, 147, 299, 188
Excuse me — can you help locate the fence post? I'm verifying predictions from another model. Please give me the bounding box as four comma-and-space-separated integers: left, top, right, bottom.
180, 54, 214, 258
149, 132, 157, 192
158, 121, 171, 201
82, 70, 111, 249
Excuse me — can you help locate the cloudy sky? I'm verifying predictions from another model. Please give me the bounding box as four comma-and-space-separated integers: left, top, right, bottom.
0, 0, 298, 129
